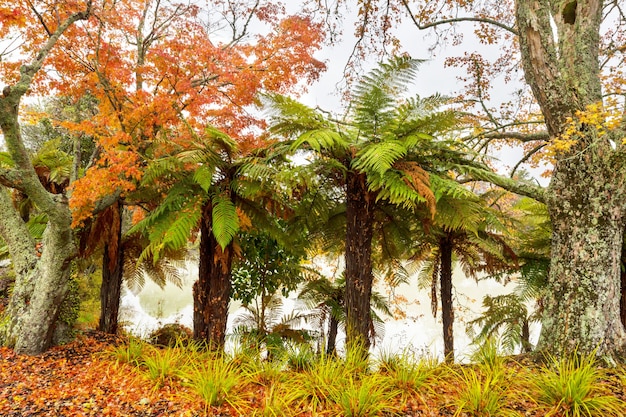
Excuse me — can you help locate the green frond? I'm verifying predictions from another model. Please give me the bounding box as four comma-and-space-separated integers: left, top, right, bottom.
467, 293, 534, 354
33, 150, 72, 184
26, 213, 48, 239
176, 144, 223, 167
352, 56, 423, 108
160, 208, 202, 252
353, 140, 407, 175
370, 169, 426, 210
211, 193, 239, 250
192, 164, 215, 192
434, 196, 488, 234
204, 125, 238, 155
291, 129, 349, 154
235, 159, 277, 182
127, 180, 201, 236
429, 175, 476, 202
141, 157, 185, 185
264, 93, 329, 137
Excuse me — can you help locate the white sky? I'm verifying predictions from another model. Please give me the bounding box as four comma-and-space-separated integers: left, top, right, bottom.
296, 12, 549, 184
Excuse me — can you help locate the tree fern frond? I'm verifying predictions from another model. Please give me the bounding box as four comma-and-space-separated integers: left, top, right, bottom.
192, 165, 215, 192
141, 157, 185, 185
353, 140, 408, 175
27, 213, 48, 239
429, 175, 476, 202
0, 152, 14, 168
211, 193, 239, 249
290, 129, 349, 154
264, 93, 329, 137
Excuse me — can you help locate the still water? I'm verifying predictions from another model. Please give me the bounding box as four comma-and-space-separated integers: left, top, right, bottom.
119, 261, 539, 361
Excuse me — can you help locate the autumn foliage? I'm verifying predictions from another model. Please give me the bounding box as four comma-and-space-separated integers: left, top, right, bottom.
3, 0, 325, 226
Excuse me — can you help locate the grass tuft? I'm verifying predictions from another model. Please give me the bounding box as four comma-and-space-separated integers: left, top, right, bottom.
530, 351, 625, 417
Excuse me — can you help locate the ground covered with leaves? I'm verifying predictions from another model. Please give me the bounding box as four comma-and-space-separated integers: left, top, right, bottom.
1, 332, 625, 416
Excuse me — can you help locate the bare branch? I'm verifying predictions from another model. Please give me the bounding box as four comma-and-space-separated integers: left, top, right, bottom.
510, 143, 547, 178
399, 0, 518, 36
480, 131, 550, 142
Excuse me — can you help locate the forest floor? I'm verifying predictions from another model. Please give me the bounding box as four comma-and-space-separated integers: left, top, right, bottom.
0, 332, 625, 416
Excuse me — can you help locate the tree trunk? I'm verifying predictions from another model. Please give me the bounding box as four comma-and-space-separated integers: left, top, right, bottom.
619, 242, 626, 329
521, 320, 532, 354
439, 234, 454, 363
539, 156, 626, 357
516, 0, 626, 357
326, 315, 339, 355
344, 171, 375, 354
193, 202, 233, 350
99, 202, 124, 334
0, 194, 77, 354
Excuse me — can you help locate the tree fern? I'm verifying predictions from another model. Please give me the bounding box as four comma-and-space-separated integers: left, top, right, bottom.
211, 192, 239, 250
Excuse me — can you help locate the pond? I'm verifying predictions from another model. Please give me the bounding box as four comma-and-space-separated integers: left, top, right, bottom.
119, 261, 540, 361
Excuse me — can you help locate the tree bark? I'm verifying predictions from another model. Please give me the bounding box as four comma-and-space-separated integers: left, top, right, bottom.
0, 2, 90, 355
326, 315, 339, 355
98, 202, 124, 334
193, 201, 233, 350
521, 320, 532, 353
439, 234, 454, 363
0, 195, 76, 354
344, 171, 375, 354
515, 0, 626, 357
539, 155, 626, 356
619, 242, 626, 329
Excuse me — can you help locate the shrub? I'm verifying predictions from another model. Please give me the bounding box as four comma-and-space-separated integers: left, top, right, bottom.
149, 323, 192, 347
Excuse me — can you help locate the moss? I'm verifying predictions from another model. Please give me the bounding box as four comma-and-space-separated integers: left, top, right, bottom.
76, 266, 102, 329
53, 276, 80, 345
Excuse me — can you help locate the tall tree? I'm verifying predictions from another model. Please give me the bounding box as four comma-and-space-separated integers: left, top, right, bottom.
267, 57, 478, 354
130, 129, 302, 349
416, 190, 516, 362
327, 0, 626, 358
0, 0, 92, 355
50, 0, 324, 342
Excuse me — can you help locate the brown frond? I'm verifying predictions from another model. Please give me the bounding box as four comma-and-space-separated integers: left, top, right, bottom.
395, 161, 436, 217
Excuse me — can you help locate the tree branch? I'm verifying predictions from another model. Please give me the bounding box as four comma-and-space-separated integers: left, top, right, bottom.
510, 143, 547, 178
480, 131, 550, 142
460, 169, 546, 203
399, 0, 518, 36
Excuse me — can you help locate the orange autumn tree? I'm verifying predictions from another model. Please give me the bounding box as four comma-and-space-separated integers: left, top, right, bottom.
0, 0, 324, 354
47, 0, 324, 344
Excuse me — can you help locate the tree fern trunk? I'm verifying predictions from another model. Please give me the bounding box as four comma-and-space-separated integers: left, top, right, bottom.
344, 171, 375, 355
193, 202, 233, 350
521, 320, 532, 353
440, 234, 454, 363
99, 201, 124, 334
326, 315, 338, 355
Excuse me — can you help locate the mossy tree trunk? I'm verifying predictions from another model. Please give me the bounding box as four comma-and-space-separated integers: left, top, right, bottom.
193, 201, 234, 350
540, 156, 626, 355
344, 171, 375, 354
517, 0, 626, 357
0, 3, 91, 355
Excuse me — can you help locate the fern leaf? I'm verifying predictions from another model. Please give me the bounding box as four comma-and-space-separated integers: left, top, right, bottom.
211, 193, 239, 249
290, 129, 348, 153
353, 140, 407, 175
